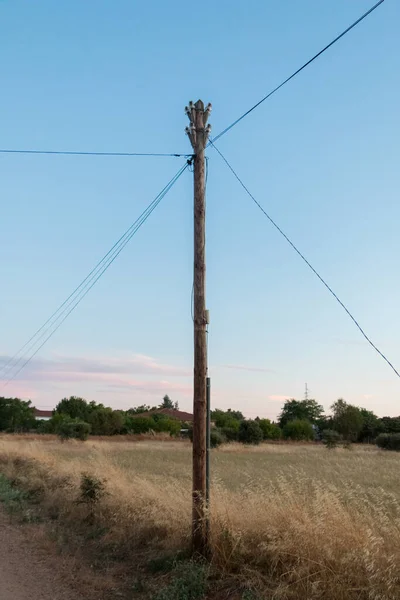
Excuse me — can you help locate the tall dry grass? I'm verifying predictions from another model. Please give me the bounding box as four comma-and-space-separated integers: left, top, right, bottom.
0, 436, 399, 599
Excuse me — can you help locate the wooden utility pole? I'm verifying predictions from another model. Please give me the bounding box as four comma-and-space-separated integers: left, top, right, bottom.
185, 100, 211, 556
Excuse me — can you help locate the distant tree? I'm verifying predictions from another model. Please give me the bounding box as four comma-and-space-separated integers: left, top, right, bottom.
126, 404, 154, 415
380, 416, 400, 434
88, 407, 124, 436
211, 409, 244, 428
225, 409, 244, 421
126, 416, 154, 434
358, 408, 383, 443
55, 396, 92, 421
331, 399, 363, 442
331, 398, 348, 420
238, 420, 263, 445
152, 416, 181, 436
283, 419, 314, 441
258, 418, 282, 440
0, 397, 35, 432
160, 395, 178, 410
376, 433, 400, 451
315, 415, 333, 434
322, 429, 342, 449
278, 399, 324, 428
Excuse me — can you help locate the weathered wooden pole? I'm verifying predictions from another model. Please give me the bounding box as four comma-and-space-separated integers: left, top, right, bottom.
185, 100, 211, 556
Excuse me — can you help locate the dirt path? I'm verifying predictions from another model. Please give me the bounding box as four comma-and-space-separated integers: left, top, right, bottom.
0, 509, 87, 600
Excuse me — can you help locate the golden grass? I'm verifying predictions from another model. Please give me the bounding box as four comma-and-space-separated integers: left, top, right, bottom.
0, 436, 400, 599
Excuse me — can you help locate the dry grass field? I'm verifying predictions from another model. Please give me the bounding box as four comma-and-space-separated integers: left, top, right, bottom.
0, 436, 399, 599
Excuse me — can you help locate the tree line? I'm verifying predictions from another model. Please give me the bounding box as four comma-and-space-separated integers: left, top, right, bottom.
210, 398, 400, 448
0, 394, 181, 440
1, 394, 399, 449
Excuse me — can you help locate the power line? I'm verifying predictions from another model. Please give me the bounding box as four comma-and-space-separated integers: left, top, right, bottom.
0, 165, 186, 378
2, 163, 188, 385
1, 163, 189, 386
0, 148, 191, 158
0, 164, 190, 378
210, 140, 400, 380
212, 0, 385, 144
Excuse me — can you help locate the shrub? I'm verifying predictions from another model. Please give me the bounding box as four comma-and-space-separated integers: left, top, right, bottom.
376, 433, 390, 449
57, 417, 91, 441
211, 409, 244, 428
210, 429, 225, 448
152, 415, 181, 437
88, 407, 124, 435
238, 420, 263, 445
258, 419, 282, 440
376, 433, 400, 451
188, 428, 225, 448
221, 426, 239, 442
78, 473, 106, 506
283, 419, 314, 441
77, 473, 106, 522
126, 416, 154, 434
154, 561, 208, 600
322, 429, 341, 449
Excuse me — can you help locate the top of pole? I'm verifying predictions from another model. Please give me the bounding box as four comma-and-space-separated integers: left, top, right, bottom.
185, 100, 212, 152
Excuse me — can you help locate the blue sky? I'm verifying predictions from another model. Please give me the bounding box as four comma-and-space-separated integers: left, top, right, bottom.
1, 0, 399, 418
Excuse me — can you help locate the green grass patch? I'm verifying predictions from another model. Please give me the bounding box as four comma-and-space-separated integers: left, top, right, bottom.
152, 561, 208, 600
0, 473, 29, 514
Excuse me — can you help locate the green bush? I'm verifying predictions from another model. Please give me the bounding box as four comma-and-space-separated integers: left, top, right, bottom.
376, 433, 390, 449
221, 426, 239, 442
258, 418, 282, 440
322, 429, 341, 449
211, 409, 244, 428
283, 419, 314, 441
152, 415, 181, 436
88, 407, 124, 435
57, 417, 91, 441
188, 427, 225, 448
126, 416, 154, 434
376, 433, 400, 451
77, 473, 106, 522
238, 420, 263, 445
210, 428, 225, 448
153, 561, 208, 600
78, 473, 106, 506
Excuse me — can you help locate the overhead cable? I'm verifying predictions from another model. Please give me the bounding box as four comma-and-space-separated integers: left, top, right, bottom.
1, 163, 189, 386
210, 140, 400, 380
212, 0, 385, 143
0, 149, 190, 158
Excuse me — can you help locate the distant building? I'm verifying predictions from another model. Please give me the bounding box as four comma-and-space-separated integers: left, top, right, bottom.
34, 409, 53, 421
153, 408, 193, 423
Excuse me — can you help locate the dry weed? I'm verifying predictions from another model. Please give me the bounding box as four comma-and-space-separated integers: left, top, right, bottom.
0, 437, 399, 599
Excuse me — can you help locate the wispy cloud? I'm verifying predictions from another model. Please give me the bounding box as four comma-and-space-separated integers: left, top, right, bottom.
0, 353, 192, 405
0, 353, 191, 382
218, 364, 274, 374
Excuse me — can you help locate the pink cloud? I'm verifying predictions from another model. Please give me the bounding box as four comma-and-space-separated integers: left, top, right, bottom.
217, 364, 274, 374
0, 352, 193, 409
268, 395, 289, 402
0, 354, 190, 382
